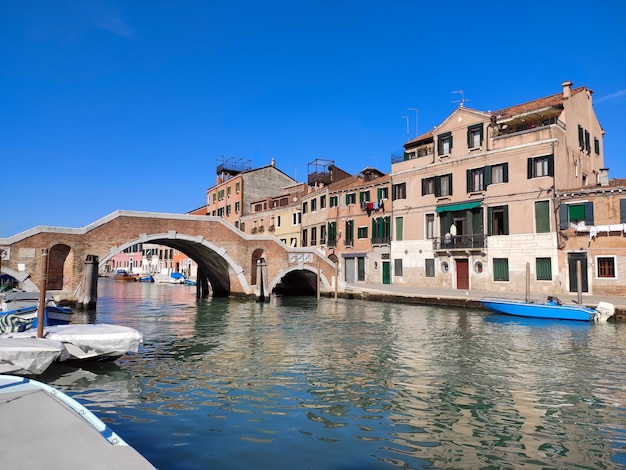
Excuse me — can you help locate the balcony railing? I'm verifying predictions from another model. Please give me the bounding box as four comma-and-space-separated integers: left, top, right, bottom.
371, 236, 391, 246
344, 239, 354, 247
432, 234, 487, 251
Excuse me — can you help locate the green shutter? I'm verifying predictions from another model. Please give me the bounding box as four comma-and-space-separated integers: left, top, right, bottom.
536, 258, 552, 281
535, 201, 550, 233
395, 217, 403, 241
503, 205, 509, 235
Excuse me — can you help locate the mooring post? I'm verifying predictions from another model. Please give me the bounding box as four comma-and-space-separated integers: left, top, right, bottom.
82, 254, 99, 309
577, 260, 583, 304
37, 248, 49, 338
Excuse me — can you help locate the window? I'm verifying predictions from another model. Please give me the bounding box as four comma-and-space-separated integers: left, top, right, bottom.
422, 177, 434, 195
535, 201, 550, 233
327, 221, 337, 247
345, 220, 354, 246
330, 196, 338, 207
395, 217, 403, 241
225, 205, 231, 216
311, 199, 317, 212
276, 216, 281, 227
597, 257, 616, 278
493, 258, 509, 281
217, 207, 224, 217
536, 258, 552, 281
437, 131, 453, 155
578, 125, 585, 149
585, 130, 591, 154
426, 214, 435, 239
435, 174, 453, 197
377, 187, 389, 200
320, 195, 326, 209
320, 224, 326, 244
218, 189, 225, 200
371, 216, 391, 244
302, 202, 308, 214
559, 202, 594, 228
345, 193, 356, 205
394, 259, 403, 277
235, 202, 240, 214
489, 163, 508, 185
467, 124, 483, 149
357, 226, 368, 239
292, 212, 301, 225
467, 168, 485, 192
488, 206, 509, 235
527, 155, 554, 178
392, 183, 406, 200
594, 137, 600, 155
425, 259, 435, 277
227, 186, 231, 197
310, 227, 317, 246
621, 198, 626, 224
302, 229, 308, 247
235, 182, 240, 193
359, 191, 370, 203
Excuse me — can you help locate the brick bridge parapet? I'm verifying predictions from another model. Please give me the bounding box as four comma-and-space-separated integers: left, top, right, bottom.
0, 211, 336, 300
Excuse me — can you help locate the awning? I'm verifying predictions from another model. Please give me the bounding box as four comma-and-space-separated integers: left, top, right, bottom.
435, 201, 481, 213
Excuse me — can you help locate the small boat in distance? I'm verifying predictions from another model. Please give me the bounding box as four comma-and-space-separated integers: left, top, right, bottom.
480, 297, 615, 322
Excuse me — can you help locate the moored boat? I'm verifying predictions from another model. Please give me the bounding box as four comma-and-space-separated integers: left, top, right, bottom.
480, 297, 615, 322
0, 374, 155, 468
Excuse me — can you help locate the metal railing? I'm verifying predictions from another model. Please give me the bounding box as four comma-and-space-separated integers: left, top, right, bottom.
432, 234, 487, 251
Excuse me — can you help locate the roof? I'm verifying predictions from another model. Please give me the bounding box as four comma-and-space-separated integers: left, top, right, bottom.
492, 87, 586, 120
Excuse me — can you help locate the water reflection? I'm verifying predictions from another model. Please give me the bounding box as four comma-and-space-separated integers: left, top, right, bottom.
42, 280, 626, 469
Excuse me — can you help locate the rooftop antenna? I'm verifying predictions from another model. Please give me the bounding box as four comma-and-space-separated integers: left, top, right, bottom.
407, 107, 418, 137
400, 115, 409, 142
451, 89, 469, 107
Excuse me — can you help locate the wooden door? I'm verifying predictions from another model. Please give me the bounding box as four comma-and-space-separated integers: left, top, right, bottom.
456, 259, 469, 290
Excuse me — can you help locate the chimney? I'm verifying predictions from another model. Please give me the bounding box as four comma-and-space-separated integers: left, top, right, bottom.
599, 168, 609, 186
562, 80, 573, 99
271, 158, 276, 167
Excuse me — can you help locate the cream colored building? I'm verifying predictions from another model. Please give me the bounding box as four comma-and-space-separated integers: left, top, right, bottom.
390, 81, 607, 295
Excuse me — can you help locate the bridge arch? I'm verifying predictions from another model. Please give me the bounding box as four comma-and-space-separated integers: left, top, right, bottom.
98, 232, 250, 297
269, 265, 332, 296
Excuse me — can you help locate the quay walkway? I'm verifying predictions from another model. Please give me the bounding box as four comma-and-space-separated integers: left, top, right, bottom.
343, 283, 626, 320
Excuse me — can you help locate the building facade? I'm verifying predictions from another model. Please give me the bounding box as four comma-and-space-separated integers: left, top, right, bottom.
390, 81, 608, 295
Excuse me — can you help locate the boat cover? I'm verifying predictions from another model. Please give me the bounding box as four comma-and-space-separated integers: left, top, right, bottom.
0, 337, 68, 375
3, 324, 144, 360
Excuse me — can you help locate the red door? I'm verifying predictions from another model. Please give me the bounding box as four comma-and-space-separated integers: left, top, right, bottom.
456, 259, 469, 290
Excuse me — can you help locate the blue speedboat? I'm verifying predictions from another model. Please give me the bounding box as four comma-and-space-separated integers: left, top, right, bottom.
480, 297, 614, 322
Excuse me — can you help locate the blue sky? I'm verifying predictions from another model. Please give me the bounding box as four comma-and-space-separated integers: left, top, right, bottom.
1, 0, 625, 238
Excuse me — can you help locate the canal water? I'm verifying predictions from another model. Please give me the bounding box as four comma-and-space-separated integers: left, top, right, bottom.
38, 279, 626, 469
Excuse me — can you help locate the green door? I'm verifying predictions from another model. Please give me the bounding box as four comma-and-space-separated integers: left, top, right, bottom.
382, 261, 391, 285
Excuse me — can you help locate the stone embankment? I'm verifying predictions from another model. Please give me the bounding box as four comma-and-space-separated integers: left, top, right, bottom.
338, 283, 626, 322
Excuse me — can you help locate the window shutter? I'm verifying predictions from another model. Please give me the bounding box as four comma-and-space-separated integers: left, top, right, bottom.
450, 134, 454, 151
449, 173, 453, 196
527, 158, 534, 179
421, 179, 426, 196
621, 199, 626, 224
434, 176, 441, 197
484, 166, 491, 187
559, 205, 569, 229
503, 205, 509, 235
584, 202, 594, 226
437, 137, 443, 155
548, 155, 554, 177
466, 169, 472, 193
467, 128, 471, 148
503, 163, 509, 182
578, 125, 584, 149
487, 207, 493, 235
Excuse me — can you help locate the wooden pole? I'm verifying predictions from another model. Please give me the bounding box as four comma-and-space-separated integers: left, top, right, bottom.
316, 260, 320, 300
37, 248, 49, 338
334, 260, 338, 301
525, 262, 530, 302
577, 259, 583, 304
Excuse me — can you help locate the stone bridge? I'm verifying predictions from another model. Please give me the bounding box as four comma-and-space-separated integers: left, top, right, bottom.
0, 211, 337, 302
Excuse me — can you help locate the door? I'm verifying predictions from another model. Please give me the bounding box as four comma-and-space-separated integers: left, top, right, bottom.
568, 252, 588, 293
382, 261, 391, 285
456, 259, 469, 290
345, 258, 356, 283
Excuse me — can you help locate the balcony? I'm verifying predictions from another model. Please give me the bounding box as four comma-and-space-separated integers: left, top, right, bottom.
371, 236, 391, 246
432, 234, 487, 252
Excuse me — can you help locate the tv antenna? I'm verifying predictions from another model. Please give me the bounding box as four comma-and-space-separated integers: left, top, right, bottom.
451, 89, 469, 107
